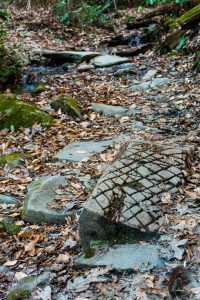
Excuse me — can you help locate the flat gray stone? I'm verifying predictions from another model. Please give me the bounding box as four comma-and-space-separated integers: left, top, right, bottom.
92, 103, 128, 115
79, 140, 195, 245
54, 135, 129, 162
142, 69, 158, 81
114, 68, 134, 77
0, 194, 19, 205
131, 121, 163, 133
76, 244, 164, 271
90, 55, 129, 68
129, 77, 171, 91
4, 273, 50, 300
23, 176, 71, 224
129, 81, 151, 91
150, 77, 171, 88
36, 49, 100, 62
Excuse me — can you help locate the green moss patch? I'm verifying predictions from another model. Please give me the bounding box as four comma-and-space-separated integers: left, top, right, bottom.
0, 93, 52, 130
0, 153, 27, 168
1, 218, 21, 235
51, 96, 81, 118
169, 4, 200, 29
32, 83, 46, 94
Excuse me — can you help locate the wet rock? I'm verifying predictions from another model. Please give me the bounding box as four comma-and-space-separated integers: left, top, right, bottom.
142, 69, 158, 81
90, 55, 129, 68
0, 194, 19, 205
54, 135, 130, 163
36, 49, 100, 63
79, 140, 195, 245
0, 94, 52, 130
51, 96, 81, 118
76, 244, 164, 271
4, 273, 50, 300
23, 176, 72, 224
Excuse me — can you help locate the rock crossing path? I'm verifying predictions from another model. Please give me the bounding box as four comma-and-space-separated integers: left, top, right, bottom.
79, 140, 195, 244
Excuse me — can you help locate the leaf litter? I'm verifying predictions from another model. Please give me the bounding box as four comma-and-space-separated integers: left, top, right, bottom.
0, 4, 200, 300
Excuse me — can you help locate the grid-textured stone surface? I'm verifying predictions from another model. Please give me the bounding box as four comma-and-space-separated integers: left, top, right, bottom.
83, 141, 195, 232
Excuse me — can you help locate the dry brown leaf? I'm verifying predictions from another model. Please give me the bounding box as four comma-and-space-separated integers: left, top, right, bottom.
56, 252, 70, 263
3, 260, 18, 266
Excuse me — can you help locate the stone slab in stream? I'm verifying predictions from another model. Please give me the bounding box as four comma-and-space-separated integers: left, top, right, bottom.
54, 135, 130, 162
35, 49, 100, 63
90, 55, 129, 67
76, 244, 164, 271
23, 176, 72, 224
79, 140, 195, 245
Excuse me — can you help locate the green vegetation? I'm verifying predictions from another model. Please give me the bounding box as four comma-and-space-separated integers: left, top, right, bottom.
32, 83, 46, 94
0, 93, 52, 130
4, 289, 31, 300
0, 152, 27, 168
2, 218, 21, 235
169, 4, 200, 29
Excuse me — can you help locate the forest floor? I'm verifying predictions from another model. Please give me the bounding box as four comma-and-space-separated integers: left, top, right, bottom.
0, 6, 200, 300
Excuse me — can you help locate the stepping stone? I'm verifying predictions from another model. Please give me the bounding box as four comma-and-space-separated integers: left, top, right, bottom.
23, 176, 72, 224
129, 77, 171, 91
79, 140, 195, 245
150, 77, 171, 88
92, 103, 129, 115
129, 81, 151, 91
4, 273, 50, 300
76, 244, 164, 271
92, 103, 140, 116
142, 69, 158, 81
131, 121, 163, 133
0, 194, 19, 205
35, 49, 100, 63
90, 55, 129, 68
54, 135, 129, 163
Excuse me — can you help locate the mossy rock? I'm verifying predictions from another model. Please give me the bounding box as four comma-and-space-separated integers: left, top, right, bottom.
0, 93, 52, 130
32, 83, 46, 95
4, 289, 30, 300
169, 4, 200, 29
50, 96, 81, 118
4, 273, 50, 300
0, 153, 27, 168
